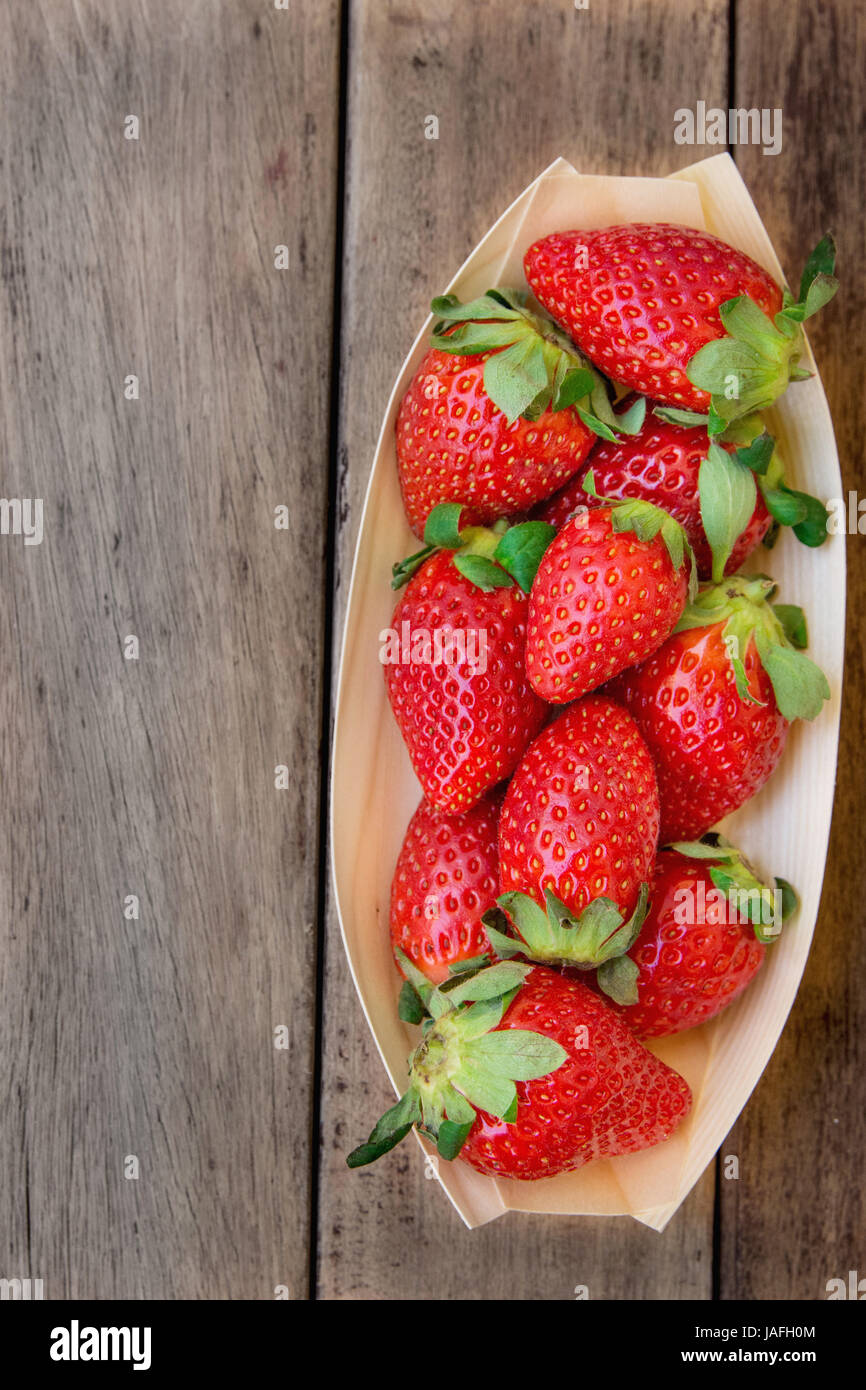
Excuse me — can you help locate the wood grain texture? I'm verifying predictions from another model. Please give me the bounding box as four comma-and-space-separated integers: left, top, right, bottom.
1, 0, 859, 1304
719, 0, 866, 1301
318, 0, 726, 1300
0, 0, 339, 1298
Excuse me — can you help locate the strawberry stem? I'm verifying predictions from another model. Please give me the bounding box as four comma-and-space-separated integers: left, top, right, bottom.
686, 236, 838, 431
391, 503, 555, 593
346, 961, 568, 1168
667, 834, 798, 946
674, 575, 830, 721
429, 289, 645, 437
486, 883, 649, 972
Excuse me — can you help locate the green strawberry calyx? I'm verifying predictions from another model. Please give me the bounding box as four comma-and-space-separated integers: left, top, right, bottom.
674, 574, 830, 721
666, 833, 798, 948
650, 409, 829, 573
652, 406, 766, 440
686, 235, 838, 432
482, 883, 649, 1007
430, 288, 647, 438
346, 957, 567, 1168
583, 469, 698, 599
391, 501, 556, 592
718, 431, 829, 555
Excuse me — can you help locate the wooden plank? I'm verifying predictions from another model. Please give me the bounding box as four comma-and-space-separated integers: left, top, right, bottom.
720, 0, 866, 1301
319, 0, 725, 1300
0, 0, 339, 1298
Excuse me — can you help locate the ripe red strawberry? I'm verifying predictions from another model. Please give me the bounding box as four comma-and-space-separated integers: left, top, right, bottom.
398, 347, 593, 536
348, 960, 692, 1180
524, 225, 837, 426
385, 506, 555, 813
596, 839, 797, 1038
525, 487, 694, 703
391, 792, 502, 984
609, 575, 830, 842
535, 404, 772, 580
537, 403, 829, 580
396, 289, 646, 537
498, 694, 659, 921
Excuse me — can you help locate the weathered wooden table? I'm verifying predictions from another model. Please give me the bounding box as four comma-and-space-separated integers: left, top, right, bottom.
0, 0, 862, 1301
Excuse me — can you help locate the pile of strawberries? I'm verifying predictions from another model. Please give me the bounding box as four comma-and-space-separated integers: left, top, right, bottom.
349, 222, 837, 1183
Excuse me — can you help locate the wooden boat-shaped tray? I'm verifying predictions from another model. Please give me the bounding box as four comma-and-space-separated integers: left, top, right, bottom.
331, 155, 845, 1229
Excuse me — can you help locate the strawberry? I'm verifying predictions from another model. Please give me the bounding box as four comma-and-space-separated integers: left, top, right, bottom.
595, 838, 798, 1038
524, 225, 837, 429
396, 289, 647, 536
609, 575, 830, 842
536, 403, 769, 579
384, 505, 555, 813
347, 959, 692, 1180
498, 695, 659, 922
525, 480, 695, 703
391, 792, 502, 985
535, 405, 830, 581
